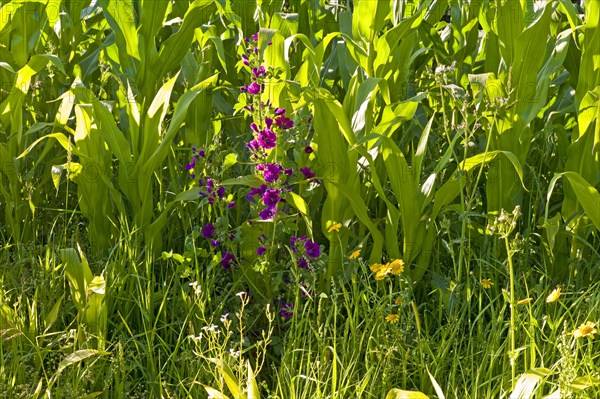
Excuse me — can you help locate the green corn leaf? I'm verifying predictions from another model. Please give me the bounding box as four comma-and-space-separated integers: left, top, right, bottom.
548, 172, 600, 231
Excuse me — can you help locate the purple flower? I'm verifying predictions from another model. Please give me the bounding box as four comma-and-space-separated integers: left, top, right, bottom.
297, 257, 308, 269
265, 117, 273, 129
304, 239, 320, 258
274, 108, 286, 116
257, 246, 267, 256
217, 186, 225, 199
221, 251, 236, 270
304, 145, 313, 154
263, 163, 283, 183
259, 206, 277, 220
242, 54, 249, 66
284, 168, 293, 176
247, 139, 260, 152
252, 66, 266, 78
279, 302, 293, 319
257, 129, 277, 149
247, 184, 268, 202
198, 149, 205, 158
211, 239, 220, 247
300, 167, 315, 179
250, 122, 259, 132
262, 189, 280, 207
244, 82, 263, 95
202, 223, 215, 239
227, 201, 236, 208
275, 116, 294, 130
251, 33, 258, 41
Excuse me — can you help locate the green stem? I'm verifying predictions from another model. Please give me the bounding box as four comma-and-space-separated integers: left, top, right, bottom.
505, 235, 516, 387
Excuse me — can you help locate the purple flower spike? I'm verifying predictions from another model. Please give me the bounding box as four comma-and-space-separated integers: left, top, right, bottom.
279, 302, 293, 319
257, 246, 267, 256
247, 139, 260, 152
297, 257, 308, 269
201, 223, 215, 239
263, 163, 283, 183
275, 116, 294, 130
245, 82, 262, 95
304, 239, 320, 258
259, 206, 277, 220
221, 251, 236, 270
300, 167, 315, 179
257, 129, 277, 149
262, 189, 280, 207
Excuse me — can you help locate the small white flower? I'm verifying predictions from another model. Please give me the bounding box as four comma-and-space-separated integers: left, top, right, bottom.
189, 281, 201, 295
220, 313, 229, 323
229, 348, 240, 358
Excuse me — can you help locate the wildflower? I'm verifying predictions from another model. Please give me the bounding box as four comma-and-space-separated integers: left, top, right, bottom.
573, 321, 597, 339
304, 145, 313, 154
388, 259, 405, 275
201, 223, 215, 239
220, 313, 229, 323
299, 167, 315, 179
217, 186, 225, 199
304, 240, 320, 258
297, 257, 308, 269
227, 201, 236, 208
259, 206, 277, 220
284, 168, 294, 176
210, 239, 219, 247
257, 246, 267, 256
263, 163, 283, 183
252, 66, 266, 78
279, 302, 293, 319
274, 107, 286, 116
243, 81, 263, 95
198, 149, 205, 158
221, 251, 236, 270
262, 189, 281, 207
546, 287, 561, 303
189, 281, 201, 296
275, 115, 294, 129
385, 314, 400, 324
370, 263, 391, 280
481, 279, 493, 289
349, 249, 361, 259
328, 223, 342, 233
257, 128, 277, 149
517, 298, 533, 305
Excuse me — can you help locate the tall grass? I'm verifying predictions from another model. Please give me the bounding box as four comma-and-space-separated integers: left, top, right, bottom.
1, 0, 600, 398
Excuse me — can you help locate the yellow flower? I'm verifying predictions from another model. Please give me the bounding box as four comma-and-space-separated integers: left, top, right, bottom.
349, 250, 361, 260
546, 287, 561, 303
573, 321, 597, 339
385, 314, 400, 324
370, 263, 384, 273
388, 259, 405, 275
328, 223, 342, 233
375, 267, 392, 280
517, 298, 533, 305
481, 279, 493, 289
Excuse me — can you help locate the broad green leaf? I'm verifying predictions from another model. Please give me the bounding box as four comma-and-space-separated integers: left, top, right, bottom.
56, 349, 110, 375
548, 172, 600, 231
